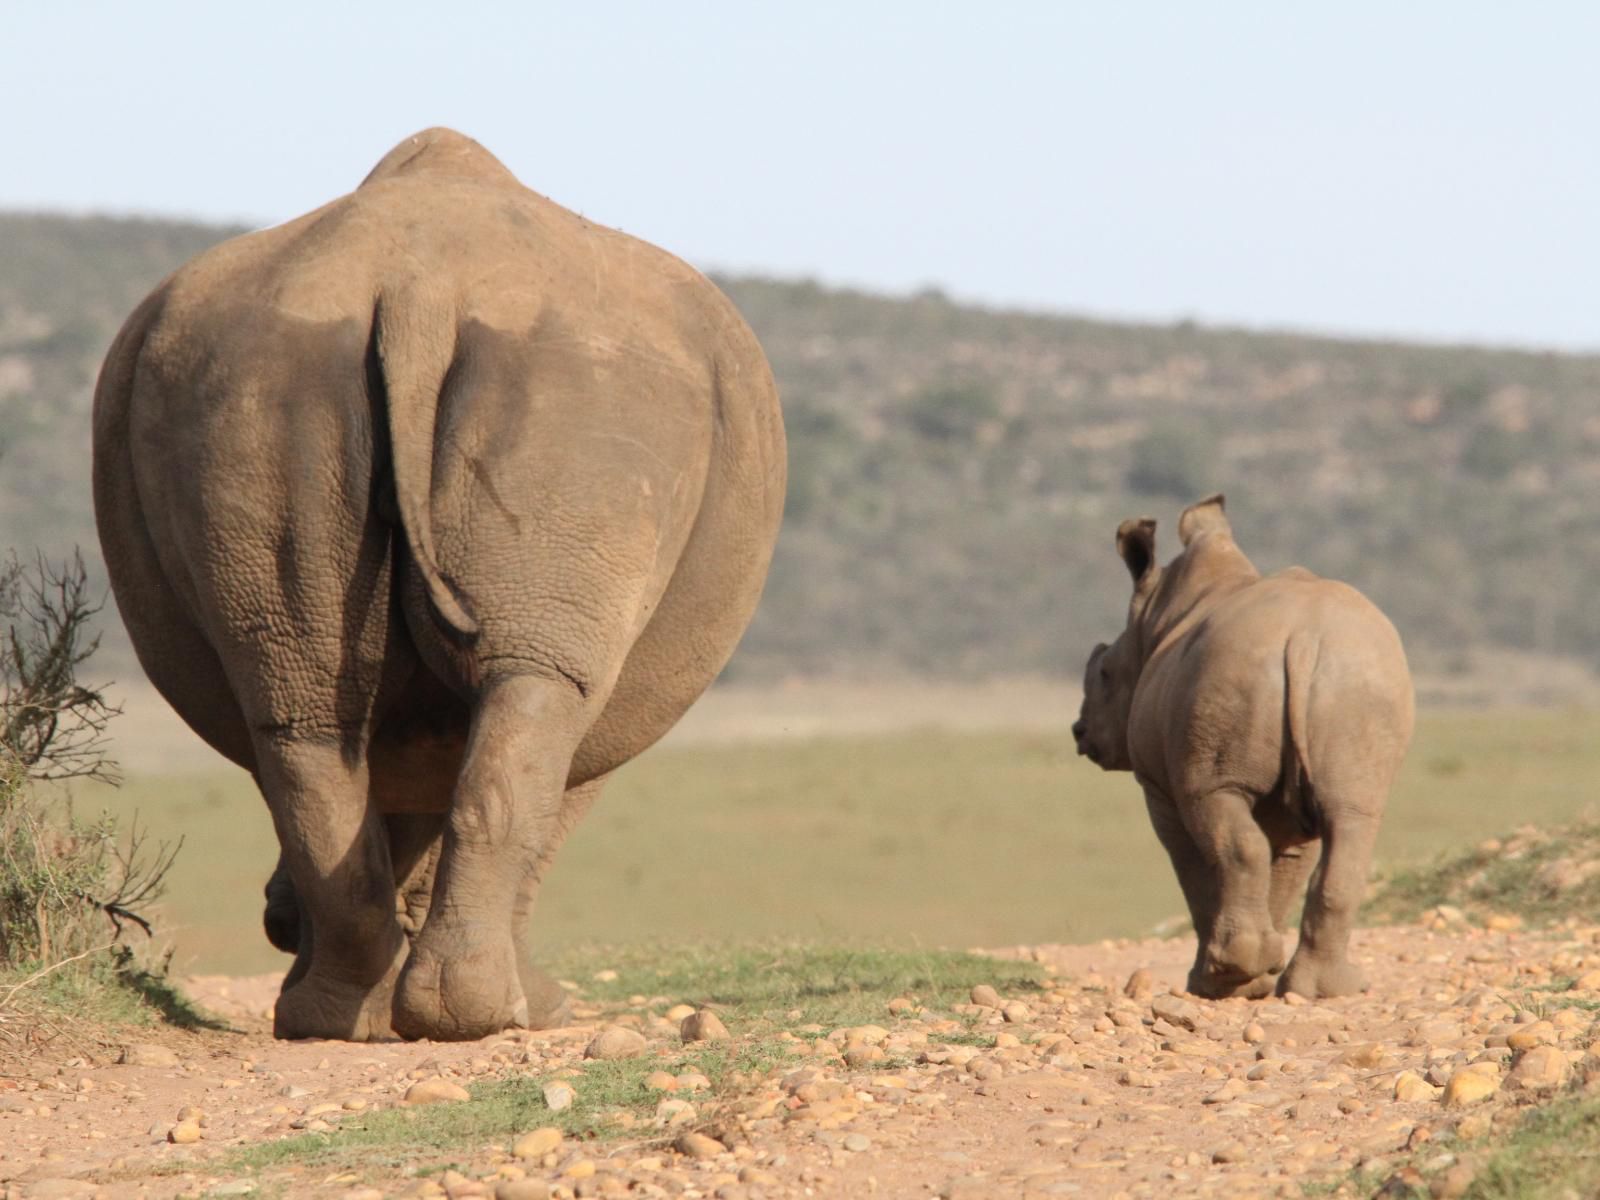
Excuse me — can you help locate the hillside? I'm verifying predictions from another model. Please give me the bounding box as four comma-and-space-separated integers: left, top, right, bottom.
4, 212, 1600, 687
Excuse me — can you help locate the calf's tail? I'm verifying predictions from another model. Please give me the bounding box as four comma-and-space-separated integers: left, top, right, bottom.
1282, 633, 1320, 835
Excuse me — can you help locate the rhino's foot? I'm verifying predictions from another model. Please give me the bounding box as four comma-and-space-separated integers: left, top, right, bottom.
394, 934, 527, 1041
1277, 953, 1367, 1000
517, 960, 574, 1030
274, 974, 396, 1042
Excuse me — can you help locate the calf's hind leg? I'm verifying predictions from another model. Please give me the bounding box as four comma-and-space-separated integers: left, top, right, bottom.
1279, 812, 1379, 999
1182, 787, 1285, 997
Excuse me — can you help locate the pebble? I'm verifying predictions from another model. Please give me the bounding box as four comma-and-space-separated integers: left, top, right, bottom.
543, 1081, 576, 1111
1150, 994, 1200, 1032
586, 1026, 648, 1060
1507, 1045, 1570, 1091
970, 985, 1002, 1008
1432, 1165, 1476, 1199
1393, 1072, 1439, 1103
1506, 1022, 1555, 1051
513, 1127, 563, 1159
676, 1131, 726, 1160
656, 1098, 697, 1127
167, 1120, 202, 1144
1442, 1068, 1499, 1107
681, 1008, 731, 1042
405, 1078, 471, 1105
495, 1181, 552, 1200
118, 1044, 179, 1068
843, 1133, 872, 1152
1339, 1043, 1386, 1068
1123, 968, 1155, 998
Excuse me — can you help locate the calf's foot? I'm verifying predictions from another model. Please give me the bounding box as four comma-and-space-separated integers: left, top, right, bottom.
1277, 951, 1367, 999
1188, 969, 1280, 1000
1190, 924, 1285, 997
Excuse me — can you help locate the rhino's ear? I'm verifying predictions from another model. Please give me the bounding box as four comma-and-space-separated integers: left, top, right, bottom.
1115, 517, 1158, 588
1178, 493, 1229, 547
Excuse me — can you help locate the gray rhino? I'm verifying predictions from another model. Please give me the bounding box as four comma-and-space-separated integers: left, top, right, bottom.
93, 128, 786, 1041
1073, 495, 1412, 1000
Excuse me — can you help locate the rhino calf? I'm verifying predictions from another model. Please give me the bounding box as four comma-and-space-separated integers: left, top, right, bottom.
1073, 495, 1413, 1000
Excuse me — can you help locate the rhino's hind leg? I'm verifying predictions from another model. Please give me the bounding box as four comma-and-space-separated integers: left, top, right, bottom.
1279, 814, 1379, 999
258, 740, 408, 1041
1182, 787, 1285, 998
1217, 840, 1324, 999
512, 774, 610, 1030
394, 674, 589, 1041
387, 813, 447, 940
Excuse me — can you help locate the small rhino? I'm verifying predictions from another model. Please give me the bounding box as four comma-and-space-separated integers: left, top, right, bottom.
1073, 494, 1413, 1000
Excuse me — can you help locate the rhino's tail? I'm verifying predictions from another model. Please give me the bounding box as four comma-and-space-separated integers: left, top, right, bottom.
372, 285, 480, 641
1282, 633, 1320, 836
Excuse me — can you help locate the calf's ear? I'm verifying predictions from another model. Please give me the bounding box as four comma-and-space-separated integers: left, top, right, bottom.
1178, 493, 1229, 546
1115, 517, 1158, 587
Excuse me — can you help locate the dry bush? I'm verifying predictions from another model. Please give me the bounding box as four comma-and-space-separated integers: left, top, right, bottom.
0, 551, 179, 1005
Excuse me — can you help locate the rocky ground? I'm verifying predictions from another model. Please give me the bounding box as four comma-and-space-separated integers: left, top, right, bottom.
3, 919, 1598, 1200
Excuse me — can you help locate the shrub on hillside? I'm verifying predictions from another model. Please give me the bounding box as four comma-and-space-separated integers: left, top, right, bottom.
1126, 423, 1218, 499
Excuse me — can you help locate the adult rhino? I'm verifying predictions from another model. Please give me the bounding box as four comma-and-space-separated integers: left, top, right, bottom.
93, 128, 786, 1041
1072, 495, 1412, 1000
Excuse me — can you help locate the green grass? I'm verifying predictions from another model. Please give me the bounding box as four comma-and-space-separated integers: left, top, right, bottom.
174, 943, 1037, 1180
1461, 1090, 1600, 1199
213, 1042, 787, 1176
1369, 815, 1600, 928
547, 942, 1042, 1027
0, 945, 227, 1030
1313, 1087, 1600, 1200
73, 710, 1600, 976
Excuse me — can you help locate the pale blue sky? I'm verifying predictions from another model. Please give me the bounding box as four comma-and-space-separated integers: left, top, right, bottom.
3, 2, 1595, 349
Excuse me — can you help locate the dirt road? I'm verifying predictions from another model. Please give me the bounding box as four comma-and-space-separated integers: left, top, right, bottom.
3, 922, 1595, 1200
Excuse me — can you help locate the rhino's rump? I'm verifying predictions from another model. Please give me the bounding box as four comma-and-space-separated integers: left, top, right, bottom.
100, 144, 785, 796
1132, 574, 1411, 819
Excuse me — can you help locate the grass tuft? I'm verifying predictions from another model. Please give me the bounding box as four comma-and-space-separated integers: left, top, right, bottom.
548, 941, 1042, 1028
1367, 816, 1600, 928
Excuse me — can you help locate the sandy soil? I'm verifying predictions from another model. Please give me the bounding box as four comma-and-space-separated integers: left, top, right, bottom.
3, 921, 1597, 1200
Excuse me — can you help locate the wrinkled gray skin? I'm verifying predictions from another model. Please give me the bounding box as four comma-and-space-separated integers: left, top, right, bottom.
93, 128, 786, 1041
1073, 495, 1413, 1000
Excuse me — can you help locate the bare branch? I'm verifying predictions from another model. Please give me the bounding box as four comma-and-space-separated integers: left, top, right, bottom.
0, 550, 122, 785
